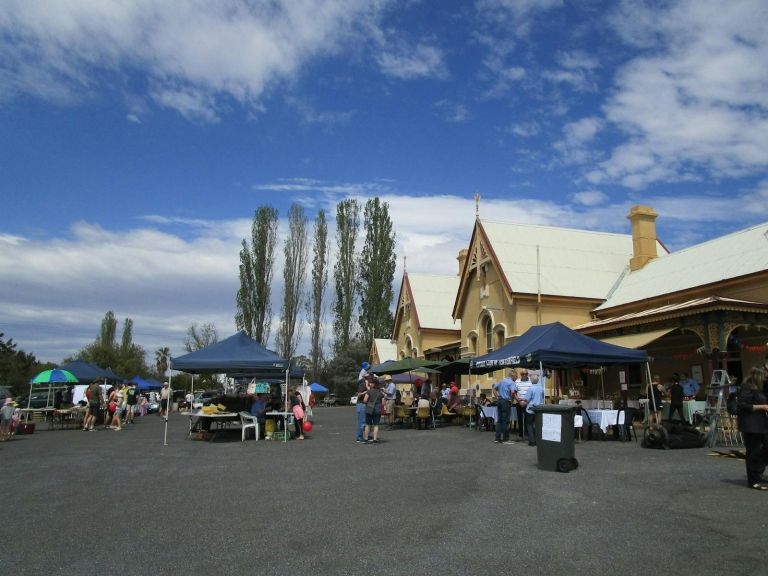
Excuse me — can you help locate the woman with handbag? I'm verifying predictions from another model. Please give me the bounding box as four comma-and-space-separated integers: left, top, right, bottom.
737, 367, 768, 490
289, 389, 306, 440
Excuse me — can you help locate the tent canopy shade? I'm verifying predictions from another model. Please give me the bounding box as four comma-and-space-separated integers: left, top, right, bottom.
598, 328, 676, 349
369, 357, 442, 375
470, 322, 648, 373
171, 331, 288, 374
57, 360, 110, 382
308, 383, 329, 393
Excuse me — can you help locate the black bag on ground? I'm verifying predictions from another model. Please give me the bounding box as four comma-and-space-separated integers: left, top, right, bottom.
643, 422, 705, 449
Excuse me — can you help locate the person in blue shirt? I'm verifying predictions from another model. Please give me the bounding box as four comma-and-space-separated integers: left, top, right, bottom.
525, 375, 545, 446
681, 372, 700, 398
492, 370, 518, 444
250, 393, 267, 430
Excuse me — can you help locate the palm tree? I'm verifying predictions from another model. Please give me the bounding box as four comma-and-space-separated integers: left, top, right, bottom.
155, 347, 170, 378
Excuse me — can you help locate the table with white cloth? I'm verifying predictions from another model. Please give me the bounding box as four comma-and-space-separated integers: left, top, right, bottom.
638, 399, 706, 423
477, 405, 518, 424
188, 411, 239, 441
584, 409, 619, 434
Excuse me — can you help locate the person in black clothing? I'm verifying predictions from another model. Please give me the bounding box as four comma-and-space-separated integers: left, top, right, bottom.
737, 367, 768, 490
647, 375, 665, 425
667, 375, 685, 422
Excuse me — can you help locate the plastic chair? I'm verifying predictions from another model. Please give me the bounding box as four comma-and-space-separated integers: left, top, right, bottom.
439, 404, 457, 425
239, 411, 260, 442
616, 408, 637, 442
393, 405, 409, 428
416, 406, 433, 429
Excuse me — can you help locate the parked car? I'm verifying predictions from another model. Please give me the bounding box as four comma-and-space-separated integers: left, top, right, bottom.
323, 394, 340, 407
192, 390, 219, 409
14, 392, 52, 409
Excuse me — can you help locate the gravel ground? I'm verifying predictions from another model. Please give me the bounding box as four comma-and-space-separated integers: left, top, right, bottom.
2, 407, 766, 576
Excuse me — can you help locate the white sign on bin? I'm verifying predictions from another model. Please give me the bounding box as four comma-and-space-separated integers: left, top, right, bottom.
542, 413, 562, 442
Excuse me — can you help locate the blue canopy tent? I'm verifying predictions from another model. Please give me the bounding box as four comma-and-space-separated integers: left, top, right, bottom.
58, 360, 110, 382
470, 322, 649, 403
309, 383, 328, 393
104, 367, 127, 383
130, 376, 159, 391
470, 322, 647, 372
166, 332, 289, 445
172, 331, 288, 374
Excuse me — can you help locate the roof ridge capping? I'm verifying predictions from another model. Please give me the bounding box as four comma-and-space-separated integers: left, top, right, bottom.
655, 219, 768, 257
479, 217, 633, 238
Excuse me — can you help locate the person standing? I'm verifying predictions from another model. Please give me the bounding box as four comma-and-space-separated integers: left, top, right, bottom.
125, 384, 138, 424
525, 374, 545, 446
667, 375, 686, 423
492, 370, 517, 444
647, 375, 665, 425
289, 388, 306, 440
681, 372, 700, 399
737, 367, 768, 490
362, 379, 385, 444
84, 380, 103, 431
384, 375, 397, 430
355, 376, 371, 443
514, 370, 532, 440
184, 390, 194, 413
159, 382, 170, 417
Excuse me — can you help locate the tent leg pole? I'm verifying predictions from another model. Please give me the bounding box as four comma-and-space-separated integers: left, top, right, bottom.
164, 361, 173, 446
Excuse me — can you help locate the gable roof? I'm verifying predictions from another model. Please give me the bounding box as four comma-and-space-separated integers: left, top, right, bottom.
597, 221, 768, 311
372, 338, 397, 363
393, 272, 461, 334
454, 218, 667, 316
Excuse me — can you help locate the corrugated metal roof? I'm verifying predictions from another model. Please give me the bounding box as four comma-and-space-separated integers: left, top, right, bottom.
597, 222, 768, 310
373, 338, 397, 363
578, 296, 768, 330
480, 219, 667, 300
408, 273, 461, 330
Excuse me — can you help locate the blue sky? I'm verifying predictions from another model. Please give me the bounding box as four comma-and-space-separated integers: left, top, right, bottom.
1, 0, 767, 365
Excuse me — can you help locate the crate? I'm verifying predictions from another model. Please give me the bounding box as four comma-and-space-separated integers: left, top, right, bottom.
191, 431, 212, 441
14, 422, 36, 435
271, 431, 290, 441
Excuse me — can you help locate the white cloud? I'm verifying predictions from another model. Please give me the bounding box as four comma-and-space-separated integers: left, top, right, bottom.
572, 191, 609, 207
435, 100, 469, 123
591, 0, 768, 188
0, 0, 388, 118
554, 116, 603, 164
375, 42, 448, 80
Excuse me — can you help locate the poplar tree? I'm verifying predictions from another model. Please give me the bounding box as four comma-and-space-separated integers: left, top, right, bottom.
306, 209, 329, 381
358, 197, 396, 349
275, 203, 309, 360
332, 199, 360, 356
236, 205, 279, 345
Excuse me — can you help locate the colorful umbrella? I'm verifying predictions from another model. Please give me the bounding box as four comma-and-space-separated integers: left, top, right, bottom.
29, 369, 79, 384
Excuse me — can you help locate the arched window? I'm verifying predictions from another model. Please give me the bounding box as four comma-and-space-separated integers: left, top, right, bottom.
484, 316, 493, 352
495, 327, 505, 350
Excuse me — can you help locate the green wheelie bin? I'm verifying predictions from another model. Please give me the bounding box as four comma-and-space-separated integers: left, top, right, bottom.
532, 404, 579, 473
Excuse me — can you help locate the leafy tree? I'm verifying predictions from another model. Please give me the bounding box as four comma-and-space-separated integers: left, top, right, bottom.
155, 347, 170, 378
184, 322, 218, 352
323, 337, 368, 398
275, 203, 309, 360
357, 197, 396, 349
76, 311, 148, 377
236, 205, 279, 345
332, 199, 360, 356
0, 332, 48, 393
306, 209, 329, 382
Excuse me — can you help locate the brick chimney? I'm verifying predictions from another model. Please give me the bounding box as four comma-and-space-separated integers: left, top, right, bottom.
627, 205, 658, 271
457, 249, 468, 277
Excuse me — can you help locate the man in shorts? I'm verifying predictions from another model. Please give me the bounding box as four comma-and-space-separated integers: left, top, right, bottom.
124, 383, 138, 424
84, 380, 103, 431
383, 374, 397, 430
160, 382, 170, 417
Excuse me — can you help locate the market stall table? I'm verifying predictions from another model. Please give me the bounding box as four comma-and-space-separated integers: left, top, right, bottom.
265, 411, 293, 443
188, 411, 240, 441
584, 409, 619, 434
